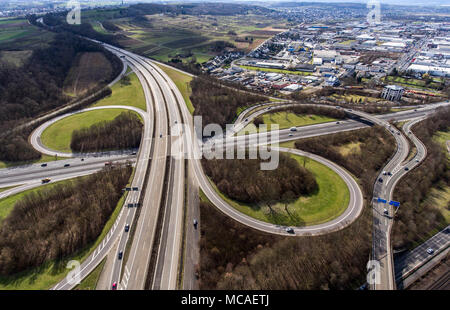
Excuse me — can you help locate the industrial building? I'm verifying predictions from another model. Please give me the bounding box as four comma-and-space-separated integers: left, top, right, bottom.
381, 85, 404, 101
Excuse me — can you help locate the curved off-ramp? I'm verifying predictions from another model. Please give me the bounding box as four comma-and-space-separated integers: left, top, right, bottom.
30, 105, 147, 158
29, 103, 364, 237
194, 146, 364, 237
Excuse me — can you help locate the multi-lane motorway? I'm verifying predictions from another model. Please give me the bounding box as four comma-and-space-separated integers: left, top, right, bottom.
0, 41, 448, 291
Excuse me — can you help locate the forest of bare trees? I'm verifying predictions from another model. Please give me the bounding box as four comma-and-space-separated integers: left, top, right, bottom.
202, 152, 317, 205
0, 33, 122, 163
190, 77, 266, 129
295, 126, 395, 195
392, 107, 450, 250
199, 126, 396, 290
0, 166, 132, 275
70, 112, 143, 153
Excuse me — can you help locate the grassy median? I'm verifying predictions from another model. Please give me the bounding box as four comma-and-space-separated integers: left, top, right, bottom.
156, 64, 194, 114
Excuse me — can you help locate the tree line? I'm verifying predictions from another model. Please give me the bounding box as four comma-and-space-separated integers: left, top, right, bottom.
70, 111, 143, 153
0, 32, 122, 162
199, 126, 396, 290
202, 152, 318, 206
0, 166, 132, 275
190, 77, 266, 129
392, 107, 450, 250
295, 126, 395, 195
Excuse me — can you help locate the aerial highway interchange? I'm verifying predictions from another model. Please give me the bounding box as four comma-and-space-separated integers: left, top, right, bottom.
0, 44, 448, 291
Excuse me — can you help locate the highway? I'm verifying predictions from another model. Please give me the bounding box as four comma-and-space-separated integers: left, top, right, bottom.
395, 225, 450, 289
1, 41, 448, 291
30, 105, 147, 158
51, 58, 156, 290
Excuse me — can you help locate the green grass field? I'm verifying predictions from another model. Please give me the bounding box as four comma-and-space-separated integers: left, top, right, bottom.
92, 73, 146, 111
238, 112, 337, 135
0, 171, 133, 290
209, 153, 350, 226
434, 130, 450, 159
41, 109, 139, 153
156, 64, 194, 114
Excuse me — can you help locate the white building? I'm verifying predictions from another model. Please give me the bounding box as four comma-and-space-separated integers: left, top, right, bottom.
381, 85, 404, 101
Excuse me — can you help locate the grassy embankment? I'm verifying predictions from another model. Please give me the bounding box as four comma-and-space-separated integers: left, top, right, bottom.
156, 64, 194, 114
209, 153, 349, 226
0, 170, 133, 289
92, 73, 146, 111
75, 258, 106, 290
428, 130, 450, 222
238, 111, 337, 135
41, 109, 141, 153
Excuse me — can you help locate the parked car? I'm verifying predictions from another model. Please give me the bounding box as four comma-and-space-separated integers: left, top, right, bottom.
64, 164, 70, 167
378, 178, 383, 183
193, 219, 198, 229
41, 163, 47, 167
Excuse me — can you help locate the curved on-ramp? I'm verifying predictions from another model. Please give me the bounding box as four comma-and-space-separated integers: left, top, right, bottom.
27, 82, 364, 238
30, 105, 147, 158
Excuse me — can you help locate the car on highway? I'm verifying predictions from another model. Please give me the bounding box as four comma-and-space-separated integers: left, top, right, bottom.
288, 133, 293, 137
336, 121, 340, 124
118, 251, 123, 260
383, 171, 387, 175
41, 178, 51, 184
112, 282, 117, 290
160, 133, 162, 138
285, 227, 294, 234
289, 127, 297, 132
81, 158, 84, 161
404, 167, 409, 171
125, 224, 130, 232
131, 152, 137, 155
193, 219, 198, 229
245, 118, 248, 122
426, 248, 434, 255
41, 163, 47, 167
64, 164, 70, 167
